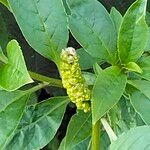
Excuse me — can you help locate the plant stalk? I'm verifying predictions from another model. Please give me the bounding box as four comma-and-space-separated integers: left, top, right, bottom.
92, 120, 100, 150
24, 82, 50, 94
28, 71, 63, 88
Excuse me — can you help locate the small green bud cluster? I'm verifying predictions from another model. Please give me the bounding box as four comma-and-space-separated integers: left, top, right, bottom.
59, 47, 91, 112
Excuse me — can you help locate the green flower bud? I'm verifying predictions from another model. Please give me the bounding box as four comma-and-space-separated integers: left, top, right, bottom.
59, 47, 91, 112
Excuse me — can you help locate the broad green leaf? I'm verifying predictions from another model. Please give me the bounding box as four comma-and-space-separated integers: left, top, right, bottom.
130, 89, 150, 125
6, 96, 69, 150
138, 56, 150, 81
0, 40, 33, 91
93, 63, 103, 76
62, 0, 71, 15
60, 131, 110, 150
59, 111, 92, 150
110, 7, 122, 34
0, 47, 8, 64
110, 126, 150, 150
145, 28, 150, 51
67, 0, 117, 64
0, 90, 24, 111
124, 62, 143, 74
72, 137, 91, 150
92, 66, 127, 124
82, 72, 96, 85
128, 79, 150, 98
8, 0, 69, 62
77, 48, 101, 70
59, 137, 91, 150
0, 90, 30, 149
108, 97, 145, 136
128, 79, 150, 124
0, 0, 9, 9
146, 11, 150, 26
118, 0, 148, 64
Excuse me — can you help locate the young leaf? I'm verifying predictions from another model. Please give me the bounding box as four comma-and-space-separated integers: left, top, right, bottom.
110, 126, 150, 150
0, 90, 30, 149
92, 66, 127, 124
118, 0, 148, 64
6, 96, 69, 150
60, 111, 92, 150
110, 7, 122, 34
8, 0, 69, 62
124, 62, 143, 74
0, 40, 33, 91
67, 0, 117, 64
130, 89, 150, 125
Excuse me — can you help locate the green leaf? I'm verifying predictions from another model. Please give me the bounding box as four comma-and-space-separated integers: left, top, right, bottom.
93, 63, 103, 76
146, 11, 150, 26
62, 0, 71, 15
128, 79, 150, 99
59, 111, 92, 150
128, 79, 150, 124
111, 97, 144, 135
0, 47, 8, 64
110, 7, 122, 34
82, 72, 96, 86
0, 0, 9, 9
72, 137, 91, 150
0, 90, 24, 112
138, 56, 150, 81
118, 0, 148, 64
0, 40, 33, 91
124, 62, 143, 74
67, 0, 117, 64
110, 126, 150, 150
0, 90, 30, 149
130, 89, 150, 125
8, 0, 69, 62
92, 66, 127, 124
6, 96, 69, 150
145, 28, 150, 51
77, 48, 100, 70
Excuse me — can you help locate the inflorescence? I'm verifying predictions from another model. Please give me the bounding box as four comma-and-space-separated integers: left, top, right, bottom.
59, 47, 91, 112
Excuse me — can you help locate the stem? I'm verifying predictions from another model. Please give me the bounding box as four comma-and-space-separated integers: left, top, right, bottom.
101, 118, 117, 142
24, 82, 50, 94
28, 71, 63, 88
92, 120, 100, 150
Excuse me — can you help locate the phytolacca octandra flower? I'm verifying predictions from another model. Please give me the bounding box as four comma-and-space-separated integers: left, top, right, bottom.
59, 47, 91, 112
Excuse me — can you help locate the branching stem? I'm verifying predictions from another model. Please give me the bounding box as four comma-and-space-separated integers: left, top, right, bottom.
28, 71, 63, 88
